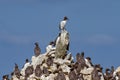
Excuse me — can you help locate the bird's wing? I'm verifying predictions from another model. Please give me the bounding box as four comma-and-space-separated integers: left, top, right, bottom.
59, 23, 61, 30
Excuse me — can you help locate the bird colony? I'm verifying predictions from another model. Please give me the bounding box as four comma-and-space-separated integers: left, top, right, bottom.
3, 17, 120, 80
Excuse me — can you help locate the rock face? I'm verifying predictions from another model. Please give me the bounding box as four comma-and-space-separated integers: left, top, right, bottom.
55, 30, 69, 58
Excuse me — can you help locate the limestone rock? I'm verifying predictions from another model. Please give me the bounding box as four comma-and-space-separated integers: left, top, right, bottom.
31, 54, 47, 69
55, 30, 69, 58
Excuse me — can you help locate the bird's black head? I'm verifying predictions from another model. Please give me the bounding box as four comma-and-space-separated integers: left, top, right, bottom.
15, 63, 18, 68
35, 42, 39, 46
63, 16, 68, 20
26, 59, 29, 63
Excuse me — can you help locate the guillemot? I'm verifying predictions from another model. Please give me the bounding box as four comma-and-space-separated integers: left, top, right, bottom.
59, 16, 69, 31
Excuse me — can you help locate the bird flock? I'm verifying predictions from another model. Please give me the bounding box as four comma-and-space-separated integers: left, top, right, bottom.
3, 17, 120, 80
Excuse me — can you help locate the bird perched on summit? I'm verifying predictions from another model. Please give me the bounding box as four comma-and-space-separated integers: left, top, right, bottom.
59, 16, 69, 31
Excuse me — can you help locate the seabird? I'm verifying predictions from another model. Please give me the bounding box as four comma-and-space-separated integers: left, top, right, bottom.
35, 64, 42, 77
91, 66, 101, 80
14, 63, 21, 79
77, 73, 84, 80
76, 52, 88, 69
34, 42, 41, 57
69, 68, 77, 80
46, 57, 53, 67
43, 66, 49, 76
55, 69, 66, 80
2, 74, 9, 80
23, 59, 30, 68
59, 16, 68, 31
46, 41, 56, 53
85, 57, 93, 68
25, 65, 34, 79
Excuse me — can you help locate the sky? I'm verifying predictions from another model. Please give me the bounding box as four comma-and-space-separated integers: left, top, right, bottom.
0, 0, 120, 78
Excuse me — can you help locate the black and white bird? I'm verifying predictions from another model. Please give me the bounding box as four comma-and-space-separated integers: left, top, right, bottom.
59, 16, 68, 31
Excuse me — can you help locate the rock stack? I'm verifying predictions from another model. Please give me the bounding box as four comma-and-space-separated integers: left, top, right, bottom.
3, 17, 120, 80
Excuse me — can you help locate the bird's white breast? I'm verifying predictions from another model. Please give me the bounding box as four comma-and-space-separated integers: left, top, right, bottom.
60, 20, 67, 29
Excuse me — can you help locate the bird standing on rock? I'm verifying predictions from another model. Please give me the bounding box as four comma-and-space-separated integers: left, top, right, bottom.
59, 16, 69, 31
14, 63, 21, 79
34, 42, 41, 57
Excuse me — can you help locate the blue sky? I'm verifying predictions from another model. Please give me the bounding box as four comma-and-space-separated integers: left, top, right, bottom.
0, 0, 120, 78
